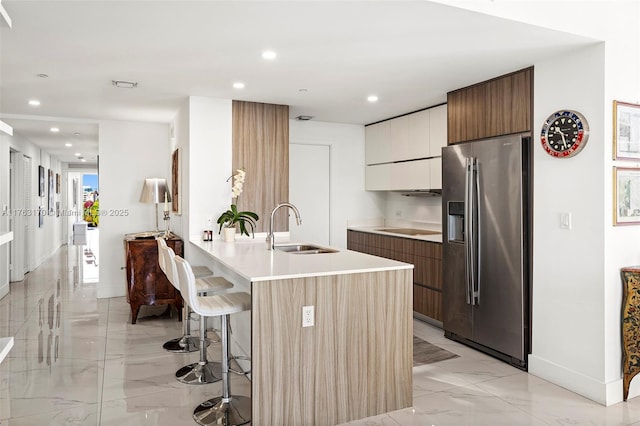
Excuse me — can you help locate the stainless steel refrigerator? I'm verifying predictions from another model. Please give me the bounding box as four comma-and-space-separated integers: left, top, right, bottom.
442, 134, 530, 370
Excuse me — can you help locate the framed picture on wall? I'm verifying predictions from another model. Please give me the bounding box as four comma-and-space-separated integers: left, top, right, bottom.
72, 178, 78, 207
55, 173, 60, 194
171, 148, 181, 214
38, 206, 44, 228
614, 100, 640, 160
48, 169, 54, 213
614, 167, 640, 225
38, 166, 45, 197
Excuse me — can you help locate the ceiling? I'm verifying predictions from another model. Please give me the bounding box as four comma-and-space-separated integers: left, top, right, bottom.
0, 1, 596, 165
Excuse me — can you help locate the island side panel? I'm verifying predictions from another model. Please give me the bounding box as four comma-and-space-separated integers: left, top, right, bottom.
251, 269, 413, 426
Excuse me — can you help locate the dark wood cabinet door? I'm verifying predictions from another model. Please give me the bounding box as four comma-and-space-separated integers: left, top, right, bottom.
123, 236, 184, 324
447, 67, 533, 145
347, 230, 443, 321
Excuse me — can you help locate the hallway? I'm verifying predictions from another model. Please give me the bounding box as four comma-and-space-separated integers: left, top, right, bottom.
2, 245, 640, 425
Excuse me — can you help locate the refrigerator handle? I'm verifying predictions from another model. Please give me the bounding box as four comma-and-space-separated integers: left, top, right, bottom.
465, 157, 479, 306
464, 157, 473, 305
474, 160, 481, 305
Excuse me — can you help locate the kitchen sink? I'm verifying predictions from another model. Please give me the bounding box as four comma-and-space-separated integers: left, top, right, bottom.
376, 228, 442, 236
275, 244, 338, 254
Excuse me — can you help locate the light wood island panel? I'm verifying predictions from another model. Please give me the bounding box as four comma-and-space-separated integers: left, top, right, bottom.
251, 269, 413, 425
232, 100, 289, 233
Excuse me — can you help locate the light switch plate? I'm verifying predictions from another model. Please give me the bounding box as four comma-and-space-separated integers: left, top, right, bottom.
560, 212, 572, 229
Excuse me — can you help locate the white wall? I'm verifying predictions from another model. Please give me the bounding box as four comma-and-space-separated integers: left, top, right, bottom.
0, 134, 10, 299
169, 96, 235, 261
5, 132, 64, 272
383, 193, 442, 225
97, 120, 170, 299
289, 119, 385, 248
437, 0, 640, 406
529, 43, 607, 403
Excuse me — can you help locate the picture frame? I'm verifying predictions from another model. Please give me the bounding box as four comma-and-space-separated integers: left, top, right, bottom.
613, 100, 640, 160
72, 178, 78, 207
38, 165, 45, 197
48, 169, 54, 213
38, 206, 44, 228
55, 173, 60, 194
614, 167, 640, 225
171, 148, 181, 214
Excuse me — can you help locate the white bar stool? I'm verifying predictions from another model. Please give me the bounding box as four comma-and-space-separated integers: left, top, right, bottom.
174, 255, 251, 426
160, 242, 234, 384
157, 237, 231, 357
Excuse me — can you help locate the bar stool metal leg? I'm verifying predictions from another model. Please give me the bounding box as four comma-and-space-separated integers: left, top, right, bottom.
162, 304, 200, 352
193, 314, 251, 426
175, 315, 222, 384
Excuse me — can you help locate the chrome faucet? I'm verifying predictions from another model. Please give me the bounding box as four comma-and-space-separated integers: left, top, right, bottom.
266, 203, 302, 250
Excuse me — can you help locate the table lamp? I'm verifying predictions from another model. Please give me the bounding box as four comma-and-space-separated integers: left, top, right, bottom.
139, 178, 171, 233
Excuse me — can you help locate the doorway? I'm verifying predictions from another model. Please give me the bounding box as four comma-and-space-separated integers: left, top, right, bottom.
67, 170, 99, 284
9, 151, 32, 282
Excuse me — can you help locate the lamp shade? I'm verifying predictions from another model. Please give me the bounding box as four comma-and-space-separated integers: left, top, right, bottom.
140, 178, 171, 204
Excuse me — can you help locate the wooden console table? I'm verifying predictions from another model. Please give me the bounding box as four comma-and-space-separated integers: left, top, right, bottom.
123, 234, 183, 324
621, 266, 640, 400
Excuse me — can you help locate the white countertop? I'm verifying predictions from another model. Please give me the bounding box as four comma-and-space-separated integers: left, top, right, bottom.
190, 237, 412, 282
348, 226, 443, 243
0, 231, 13, 247
0, 337, 14, 365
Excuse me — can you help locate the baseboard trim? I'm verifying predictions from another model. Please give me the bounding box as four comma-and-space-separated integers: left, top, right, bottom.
529, 354, 622, 406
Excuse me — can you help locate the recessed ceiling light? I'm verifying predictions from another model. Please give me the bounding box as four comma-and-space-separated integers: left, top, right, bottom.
73, 132, 81, 136
80, 159, 87, 162
367, 95, 379, 103
50, 127, 60, 133
28, 99, 40, 106
65, 143, 72, 147
296, 115, 313, 121
262, 50, 277, 60
75, 152, 81, 156
36, 73, 48, 78
233, 82, 245, 89
298, 88, 308, 92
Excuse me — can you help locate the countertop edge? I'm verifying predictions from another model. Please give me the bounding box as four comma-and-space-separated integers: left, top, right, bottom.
0, 337, 14, 365
348, 226, 443, 243
0, 231, 14, 247
249, 263, 414, 282
190, 238, 413, 282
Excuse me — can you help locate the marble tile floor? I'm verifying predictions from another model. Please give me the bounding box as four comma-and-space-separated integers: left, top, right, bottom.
1, 245, 640, 425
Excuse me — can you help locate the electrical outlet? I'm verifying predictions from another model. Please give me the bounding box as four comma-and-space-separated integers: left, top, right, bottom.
560, 212, 572, 230
302, 305, 314, 327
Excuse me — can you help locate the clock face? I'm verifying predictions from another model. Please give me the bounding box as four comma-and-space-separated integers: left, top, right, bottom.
540, 110, 589, 158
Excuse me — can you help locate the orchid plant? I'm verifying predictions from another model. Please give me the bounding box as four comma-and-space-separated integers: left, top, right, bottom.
216, 168, 259, 237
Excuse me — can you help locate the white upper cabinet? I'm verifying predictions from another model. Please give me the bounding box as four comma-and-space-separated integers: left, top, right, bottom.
428, 104, 447, 157
365, 163, 392, 191
364, 120, 390, 165
407, 109, 430, 159
390, 159, 430, 190
365, 104, 447, 191
390, 114, 410, 162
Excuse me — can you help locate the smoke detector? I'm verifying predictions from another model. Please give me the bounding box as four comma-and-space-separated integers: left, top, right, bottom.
112, 80, 138, 89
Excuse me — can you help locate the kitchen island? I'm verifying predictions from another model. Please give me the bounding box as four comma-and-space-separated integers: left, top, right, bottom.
190, 237, 413, 426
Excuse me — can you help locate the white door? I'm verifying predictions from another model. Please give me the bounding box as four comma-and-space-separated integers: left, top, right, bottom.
289, 144, 330, 245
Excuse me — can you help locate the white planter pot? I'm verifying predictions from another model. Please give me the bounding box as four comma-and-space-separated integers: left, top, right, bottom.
223, 227, 236, 242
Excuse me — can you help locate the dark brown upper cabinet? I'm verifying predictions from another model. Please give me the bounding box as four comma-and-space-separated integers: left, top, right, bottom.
447, 67, 533, 145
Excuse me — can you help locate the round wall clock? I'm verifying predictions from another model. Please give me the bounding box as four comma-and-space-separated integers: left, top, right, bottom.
540, 110, 589, 158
